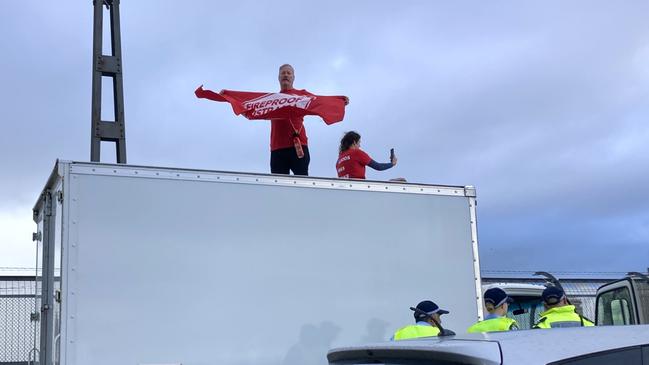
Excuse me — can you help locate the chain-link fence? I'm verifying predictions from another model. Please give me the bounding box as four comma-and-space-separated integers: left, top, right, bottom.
0, 276, 39, 365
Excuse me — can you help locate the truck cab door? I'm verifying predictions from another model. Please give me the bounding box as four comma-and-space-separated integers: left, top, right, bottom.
596, 278, 638, 326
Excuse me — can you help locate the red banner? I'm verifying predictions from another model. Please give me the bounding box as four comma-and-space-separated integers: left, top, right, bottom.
195, 86, 346, 125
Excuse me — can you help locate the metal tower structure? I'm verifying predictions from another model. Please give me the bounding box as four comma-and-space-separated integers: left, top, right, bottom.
91, 0, 127, 163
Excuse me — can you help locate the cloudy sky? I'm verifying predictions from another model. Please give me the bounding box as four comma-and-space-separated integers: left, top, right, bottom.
1, 1, 648, 274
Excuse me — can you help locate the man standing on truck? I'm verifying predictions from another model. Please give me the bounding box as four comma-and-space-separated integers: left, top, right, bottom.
271, 64, 349, 175
533, 286, 594, 329
392, 300, 449, 340
467, 287, 518, 333
196, 64, 349, 175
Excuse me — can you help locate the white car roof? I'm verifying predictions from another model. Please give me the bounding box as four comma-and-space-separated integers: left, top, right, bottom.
328, 325, 649, 365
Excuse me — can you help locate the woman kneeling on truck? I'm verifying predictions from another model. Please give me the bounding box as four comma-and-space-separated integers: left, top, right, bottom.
336, 131, 397, 179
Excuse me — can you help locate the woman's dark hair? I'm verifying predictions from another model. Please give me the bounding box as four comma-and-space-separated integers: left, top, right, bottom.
339, 131, 361, 153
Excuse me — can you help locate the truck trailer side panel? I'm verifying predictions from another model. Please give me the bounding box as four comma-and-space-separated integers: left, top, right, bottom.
35, 161, 482, 365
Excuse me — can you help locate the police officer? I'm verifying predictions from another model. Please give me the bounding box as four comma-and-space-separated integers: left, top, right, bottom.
392, 300, 450, 340
533, 286, 594, 329
467, 287, 518, 333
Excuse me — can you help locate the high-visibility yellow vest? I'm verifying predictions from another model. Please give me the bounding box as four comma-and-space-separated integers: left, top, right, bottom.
466, 317, 518, 333
393, 324, 440, 340
533, 305, 595, 329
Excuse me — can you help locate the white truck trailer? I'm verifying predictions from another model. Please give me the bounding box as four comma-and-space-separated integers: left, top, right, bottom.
32, 160, 483, 365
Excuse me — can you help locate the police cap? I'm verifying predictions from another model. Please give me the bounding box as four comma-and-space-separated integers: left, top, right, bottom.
484, 287, 513, 308
542, 286, 565, 305
414, 300, 449, 320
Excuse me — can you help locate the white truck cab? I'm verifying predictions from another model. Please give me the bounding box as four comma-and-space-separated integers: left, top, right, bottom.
482, 283, 545, 329
482, 282, 591, 330
596, 275, 649, 326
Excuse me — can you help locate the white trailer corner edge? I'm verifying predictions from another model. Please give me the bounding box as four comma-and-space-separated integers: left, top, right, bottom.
34, 160, 483, 365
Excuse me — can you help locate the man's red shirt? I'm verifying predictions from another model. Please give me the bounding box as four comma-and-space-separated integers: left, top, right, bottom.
270, 89, 312, 151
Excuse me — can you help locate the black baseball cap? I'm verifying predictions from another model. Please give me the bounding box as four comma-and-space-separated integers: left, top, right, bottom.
484, 288, 513, 308
413, 300, 449, 320
542, 286, 565, 305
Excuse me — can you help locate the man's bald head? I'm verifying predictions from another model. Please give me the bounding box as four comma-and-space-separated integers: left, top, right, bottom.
279, 64, 294, 72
